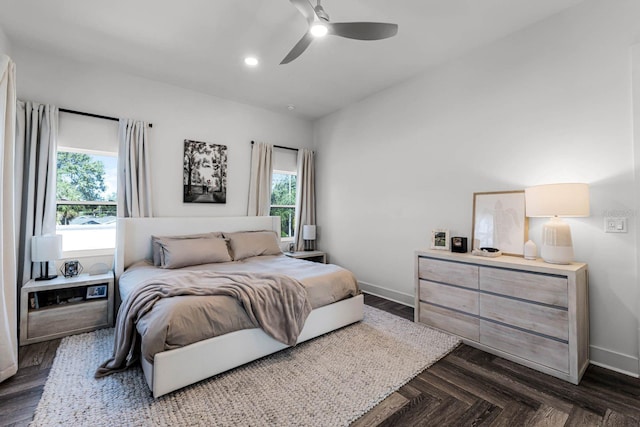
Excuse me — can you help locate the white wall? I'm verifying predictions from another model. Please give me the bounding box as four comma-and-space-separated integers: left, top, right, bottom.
0, 24, 11, 57
632, 43, 640, 381
11, 45, 312, 217
314, 0, 640, 375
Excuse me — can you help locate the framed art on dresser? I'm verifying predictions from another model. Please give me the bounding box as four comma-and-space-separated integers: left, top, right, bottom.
430, 229, 450, 250
472, 190, 528, 256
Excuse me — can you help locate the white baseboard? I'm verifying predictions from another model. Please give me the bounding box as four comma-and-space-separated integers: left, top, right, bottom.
589, 345, 639, 378
358, 281, 414, 307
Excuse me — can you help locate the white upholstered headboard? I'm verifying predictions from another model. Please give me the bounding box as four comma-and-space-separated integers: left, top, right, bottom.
114, 216, 281, 279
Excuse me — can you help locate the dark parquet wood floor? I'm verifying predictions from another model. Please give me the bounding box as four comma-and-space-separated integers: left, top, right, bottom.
356, 295, 640, 427
1, 293, 639, 426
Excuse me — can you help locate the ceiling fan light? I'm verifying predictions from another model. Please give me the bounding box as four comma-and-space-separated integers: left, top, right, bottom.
310, 23, 328, 37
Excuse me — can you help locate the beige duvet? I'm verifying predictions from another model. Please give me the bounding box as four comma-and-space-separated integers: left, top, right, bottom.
116, 255, 359, 365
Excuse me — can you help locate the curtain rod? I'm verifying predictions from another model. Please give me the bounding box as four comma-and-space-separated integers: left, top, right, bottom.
251, 140, 298, 152
59, 108, 153, 128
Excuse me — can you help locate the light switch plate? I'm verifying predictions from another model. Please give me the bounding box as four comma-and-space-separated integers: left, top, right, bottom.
604, 217, 627, 233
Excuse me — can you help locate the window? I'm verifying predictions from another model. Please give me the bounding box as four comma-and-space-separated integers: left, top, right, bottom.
270, 171, 297, 239
56, 111, 119, 254
56, 149, 117, 253
270, 147, 298, 240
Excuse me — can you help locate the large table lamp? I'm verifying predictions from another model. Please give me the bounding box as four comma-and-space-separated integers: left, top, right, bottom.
524, 183, 590, 264
31, 234, 63, 280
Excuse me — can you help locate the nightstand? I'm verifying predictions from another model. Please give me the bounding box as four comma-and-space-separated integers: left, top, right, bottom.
19, 272, 115, 345
285, 250, 327, 264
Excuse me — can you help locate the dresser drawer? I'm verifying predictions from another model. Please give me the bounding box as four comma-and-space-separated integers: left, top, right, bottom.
480, 320, 569, 373
480, 267, 568, 307
420, 302, 479, 341
418, 257, 479, 289
419, 280, 478, 315
480, 294, 568, 341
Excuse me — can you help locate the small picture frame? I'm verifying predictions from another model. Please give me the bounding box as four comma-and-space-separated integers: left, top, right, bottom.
431, 229, 450, 250
451, 236, 468, 253
61, 260, 83, 278
86, 284, 107, 299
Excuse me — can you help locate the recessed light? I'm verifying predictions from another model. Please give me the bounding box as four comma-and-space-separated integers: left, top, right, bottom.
244, 57, 259, 67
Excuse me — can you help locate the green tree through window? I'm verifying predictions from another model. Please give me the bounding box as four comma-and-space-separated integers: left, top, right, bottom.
56, 152, 116, 225
57, 152, 107, 201
270, 172, 296, 238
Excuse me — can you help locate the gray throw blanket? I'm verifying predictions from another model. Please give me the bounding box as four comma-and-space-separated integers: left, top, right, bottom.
96, 270, 312, 378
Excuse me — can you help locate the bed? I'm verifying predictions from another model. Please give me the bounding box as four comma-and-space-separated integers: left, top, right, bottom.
112, 216, 364, 398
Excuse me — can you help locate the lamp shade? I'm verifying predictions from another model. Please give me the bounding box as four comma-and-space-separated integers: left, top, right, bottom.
524, 183, 589, 264
302, 225, 316, 240
31, 234, 63, 262
525, 183, 590, 217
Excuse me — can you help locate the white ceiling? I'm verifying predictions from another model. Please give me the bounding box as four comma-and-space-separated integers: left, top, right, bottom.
0, 0, 583, 120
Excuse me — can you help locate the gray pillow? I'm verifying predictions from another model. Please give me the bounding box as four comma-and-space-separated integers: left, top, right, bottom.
159, 237, 232, 269
151, 232, 222, 266
224, 230, 282, 261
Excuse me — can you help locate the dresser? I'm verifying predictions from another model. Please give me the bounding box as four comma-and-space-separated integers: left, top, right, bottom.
415, 250, 588, 384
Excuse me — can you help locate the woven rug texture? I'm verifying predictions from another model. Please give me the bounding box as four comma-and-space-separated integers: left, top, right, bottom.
31, 305, 459, 426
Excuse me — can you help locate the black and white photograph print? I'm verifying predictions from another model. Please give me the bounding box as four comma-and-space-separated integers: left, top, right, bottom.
183, 139, 228, 203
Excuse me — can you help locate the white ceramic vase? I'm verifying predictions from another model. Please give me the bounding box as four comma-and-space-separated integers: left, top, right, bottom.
524, 240, 537, 260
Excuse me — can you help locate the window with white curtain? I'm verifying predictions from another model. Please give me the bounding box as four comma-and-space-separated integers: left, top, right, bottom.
270, 147, 297, 240
55, 112, 118, 255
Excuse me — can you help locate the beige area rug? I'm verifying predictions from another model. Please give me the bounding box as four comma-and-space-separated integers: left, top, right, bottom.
31, 306, 460, 426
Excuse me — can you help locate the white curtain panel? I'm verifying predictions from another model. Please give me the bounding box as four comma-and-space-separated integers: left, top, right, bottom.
117, 119, 153, 218
0, 55, 17, 383
247, 142, 273, 216
294, 149, 316, 251
15, 101, 58, 286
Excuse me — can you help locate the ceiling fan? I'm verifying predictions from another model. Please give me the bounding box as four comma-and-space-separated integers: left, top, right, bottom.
281, 0, 398, 64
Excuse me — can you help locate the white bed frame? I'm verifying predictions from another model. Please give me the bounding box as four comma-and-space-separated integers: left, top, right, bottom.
115, 216, 364, 398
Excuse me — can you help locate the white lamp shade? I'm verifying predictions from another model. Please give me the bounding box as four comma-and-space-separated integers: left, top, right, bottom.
525, 183, 590, 217
31, 234, 63, 262
524, 183, 589, 265
302, 225, 316, 240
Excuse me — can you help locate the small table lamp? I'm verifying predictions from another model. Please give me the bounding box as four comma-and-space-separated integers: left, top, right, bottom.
31, 234, 63, 280
524, 183, 590, 264
303, 225, 316, 251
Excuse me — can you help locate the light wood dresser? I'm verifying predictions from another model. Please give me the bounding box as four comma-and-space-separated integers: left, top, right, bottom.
415, 250, 589, 384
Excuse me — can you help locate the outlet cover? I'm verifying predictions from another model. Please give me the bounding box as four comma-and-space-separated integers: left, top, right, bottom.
604, 217, 627, 233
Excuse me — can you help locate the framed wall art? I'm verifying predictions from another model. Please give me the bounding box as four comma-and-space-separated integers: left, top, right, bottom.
472, 190, 528, 256
431, 229, 450, 250
183, 140, 228, 203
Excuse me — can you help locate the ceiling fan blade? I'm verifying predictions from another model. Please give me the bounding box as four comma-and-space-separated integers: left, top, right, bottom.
289, 0, 316, 25
280, 32, 314, 64
328, 22, 398, 40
